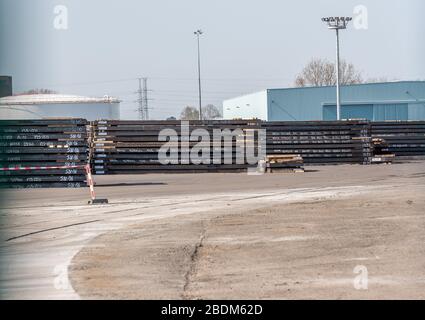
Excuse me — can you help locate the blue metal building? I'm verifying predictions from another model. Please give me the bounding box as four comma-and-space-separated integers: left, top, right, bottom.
223, 81, 425, 121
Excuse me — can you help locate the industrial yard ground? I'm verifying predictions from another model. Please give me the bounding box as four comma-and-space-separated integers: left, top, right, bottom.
0, 161, 424, 299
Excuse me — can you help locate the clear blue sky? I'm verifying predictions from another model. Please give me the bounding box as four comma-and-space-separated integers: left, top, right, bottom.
0, 0, 424, 119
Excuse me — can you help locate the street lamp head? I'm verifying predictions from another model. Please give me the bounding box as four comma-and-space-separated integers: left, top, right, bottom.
322, 16, 352, 30
194, 29, 203, 36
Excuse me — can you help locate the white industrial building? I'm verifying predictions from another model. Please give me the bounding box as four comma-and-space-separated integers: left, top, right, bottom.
0, 94, 120, 120
223, 81, 425, 121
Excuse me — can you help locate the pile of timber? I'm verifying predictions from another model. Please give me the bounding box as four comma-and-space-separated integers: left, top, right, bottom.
371, 121, 425, 158
371, 153, 395, 164
262, 121, 372, 165
370, 138, 395, 164
264, 154, 304, 173
0, 119, 89, 188
90, 120, 262, 174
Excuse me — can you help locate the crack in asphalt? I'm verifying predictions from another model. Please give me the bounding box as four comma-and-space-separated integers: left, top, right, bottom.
182, 223, 207, 300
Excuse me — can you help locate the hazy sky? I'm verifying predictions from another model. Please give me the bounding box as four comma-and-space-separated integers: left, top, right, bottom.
0, 0, 424, 119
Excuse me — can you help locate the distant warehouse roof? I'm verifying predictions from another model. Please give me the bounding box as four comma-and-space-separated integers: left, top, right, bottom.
0, 94, 120, 105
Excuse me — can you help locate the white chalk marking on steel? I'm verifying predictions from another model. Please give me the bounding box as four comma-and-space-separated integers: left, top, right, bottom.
0, 165, 84, 171
0, 164, 100, 202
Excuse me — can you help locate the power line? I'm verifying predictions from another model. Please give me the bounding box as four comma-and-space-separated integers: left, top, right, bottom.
19, 77, 139, 89
18, 76, 294, 89
90, 89, 251, 97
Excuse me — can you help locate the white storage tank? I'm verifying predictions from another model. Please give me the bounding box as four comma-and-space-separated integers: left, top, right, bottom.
0, 94, 120, 120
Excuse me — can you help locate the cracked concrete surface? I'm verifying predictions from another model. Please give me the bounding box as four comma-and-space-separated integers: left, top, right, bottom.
0, 162, 424, 299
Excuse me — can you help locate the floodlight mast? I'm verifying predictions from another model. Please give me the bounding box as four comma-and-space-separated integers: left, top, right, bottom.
322, 17, 352, 120
194, 29, 203, 121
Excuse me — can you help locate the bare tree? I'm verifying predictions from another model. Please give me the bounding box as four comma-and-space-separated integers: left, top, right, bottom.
295, 58, 363, 87
180, 105, 222, 120
180, 106, 199, 120
201, 104, 222, 120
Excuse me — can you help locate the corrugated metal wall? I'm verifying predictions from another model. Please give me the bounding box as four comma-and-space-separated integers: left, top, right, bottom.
224, 81, 425, 121
408, 103, 425, 120
373, 104, 408, 120
268, 81, 425, 121
323, 103, 410, 121
323, 104, 373, 120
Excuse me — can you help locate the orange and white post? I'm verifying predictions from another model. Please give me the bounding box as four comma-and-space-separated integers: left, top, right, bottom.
85, 164, 96, 202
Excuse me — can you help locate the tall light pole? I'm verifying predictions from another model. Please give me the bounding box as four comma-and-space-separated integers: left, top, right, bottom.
194, 29, 203, 120
322, 17, 352, 120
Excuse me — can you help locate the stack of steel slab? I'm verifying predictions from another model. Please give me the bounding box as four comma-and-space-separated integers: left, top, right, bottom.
262, 121, 372, 165
265, 154, 304, 172
6, 119, 424, 180
0, 119, 89, 188
90, 120, 262, 174
371, 121, 425, 157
